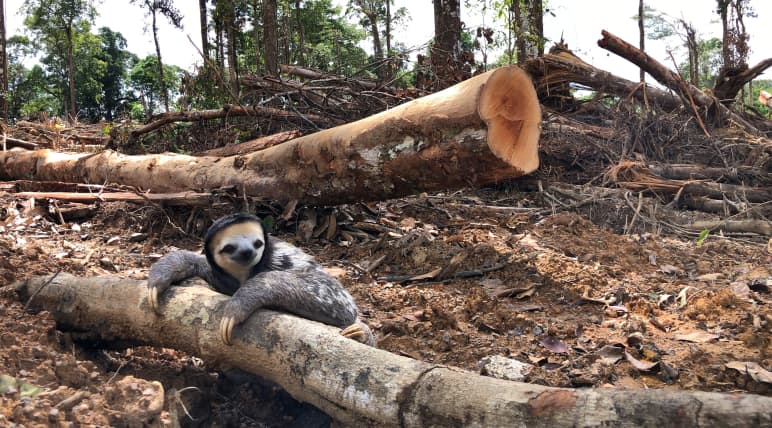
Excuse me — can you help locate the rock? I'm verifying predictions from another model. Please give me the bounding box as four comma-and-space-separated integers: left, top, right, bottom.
478, 355, 533, 382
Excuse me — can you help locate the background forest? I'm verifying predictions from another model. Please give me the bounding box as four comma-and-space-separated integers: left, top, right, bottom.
0, 0, 769, 126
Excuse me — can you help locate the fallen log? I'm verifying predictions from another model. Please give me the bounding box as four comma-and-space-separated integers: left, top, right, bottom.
9, 274, 772, 427
0, 66, 541, 206
196, 130, 302, 157
597, 30, 760, 135
13, 191, 214, 206
684, 219, 772, 236
3, 136, 39, 150
523, 48, 682, 111
129, 105, 336, 138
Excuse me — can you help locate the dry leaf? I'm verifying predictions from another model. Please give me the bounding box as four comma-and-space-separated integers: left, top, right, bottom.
725, 361, 772, 384
596, 344, 625, 364
674, 331, 719, 343
659, 264, 682, 275
540, 336, 569, 354
408, 267, 442, 281
624, 350, 659, 371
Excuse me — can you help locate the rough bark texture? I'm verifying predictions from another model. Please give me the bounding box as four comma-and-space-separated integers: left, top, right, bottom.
431, 0, 466, 89
263, 0, 278, 75
1, 67, 541, 206
11, 274, 772, 427
196, 130, 302, 156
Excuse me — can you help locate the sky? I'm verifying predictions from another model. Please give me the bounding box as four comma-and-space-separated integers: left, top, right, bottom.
4, 0, 771, 82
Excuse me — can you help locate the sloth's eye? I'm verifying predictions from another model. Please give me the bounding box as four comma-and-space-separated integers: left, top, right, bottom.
253, 240, 264, 249
221, 244, 236, 254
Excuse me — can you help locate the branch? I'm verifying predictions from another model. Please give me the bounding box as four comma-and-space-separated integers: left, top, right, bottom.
10, 273, 772, 427
597, 30, 761, 134
130, 105, 335, 138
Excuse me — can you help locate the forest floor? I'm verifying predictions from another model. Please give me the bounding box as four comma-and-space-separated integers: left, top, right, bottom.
0, 180, 769, 426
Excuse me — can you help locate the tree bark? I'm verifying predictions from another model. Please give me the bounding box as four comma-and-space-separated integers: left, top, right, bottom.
263, 0, 278, 76
11, 191, 214, 206
199, 0, 210, 60
431, 0, 465, 89
196, 130, 301, 156
66, 24, 77, 122
11, 273, 772, 427
0, 67, 541, 207
151, 8, 170, 112
638, 0, 645, 83
0, 0, 7, 120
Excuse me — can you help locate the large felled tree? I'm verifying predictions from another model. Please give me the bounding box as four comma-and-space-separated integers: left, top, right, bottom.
22, 0, 96, 121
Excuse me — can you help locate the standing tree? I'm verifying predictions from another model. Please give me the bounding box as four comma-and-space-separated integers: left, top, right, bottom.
263, 0, 278, 75
638, 0, 645, 83
199, 0, 210, 60
23, 0, 96, 121
430, 0, 467, 89
348, 0, 385, 69
131, 0, 183, 112
511, 0, 544, 63
0, 0, 8, 119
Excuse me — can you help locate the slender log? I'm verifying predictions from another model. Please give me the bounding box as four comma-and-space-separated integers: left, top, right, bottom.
4, 136, 39, 150
597, 30, 760, 134
10, 274, 772, 427
0, 66, 542, 206
684, 219, 772, 236
130, 105, 335, 138
13, 191, 214, 206
648, 164, 770, 186
196, 130, 302, 156
523, 49, 682, 111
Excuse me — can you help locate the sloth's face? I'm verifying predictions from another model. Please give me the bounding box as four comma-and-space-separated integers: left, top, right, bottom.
210, 221, 265, 283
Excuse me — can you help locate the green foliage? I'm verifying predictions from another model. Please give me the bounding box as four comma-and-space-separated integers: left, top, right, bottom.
748, 79, 772, 116
695, 229, 710, 246
129, 55, 183, 118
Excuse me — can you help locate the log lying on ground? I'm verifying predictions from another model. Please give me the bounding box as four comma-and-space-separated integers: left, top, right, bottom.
597, 30, 760, 135
0, 66, 541, 206
523, 48, 682, 111
196, 130, 302, 157
13, 191, 214, 206
10, 274, 772, 427
130, 105, 336, 138
7, 273, 772, 428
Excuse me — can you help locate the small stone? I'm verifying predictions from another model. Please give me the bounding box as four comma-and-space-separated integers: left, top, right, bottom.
478, 355, 534, 382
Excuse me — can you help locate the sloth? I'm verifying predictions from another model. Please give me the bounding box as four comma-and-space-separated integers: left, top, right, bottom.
146, 213, 373, 346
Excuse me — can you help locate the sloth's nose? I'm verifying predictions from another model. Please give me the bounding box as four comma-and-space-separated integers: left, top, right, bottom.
235, 248, 255, 262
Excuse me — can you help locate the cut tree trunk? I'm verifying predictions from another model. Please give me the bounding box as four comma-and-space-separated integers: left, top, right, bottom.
10, 274, 772, 427
0, 66, 542, 207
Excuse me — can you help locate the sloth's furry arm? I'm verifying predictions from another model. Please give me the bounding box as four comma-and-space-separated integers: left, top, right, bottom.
219, 268, 373, 345
147, 250, 214, 312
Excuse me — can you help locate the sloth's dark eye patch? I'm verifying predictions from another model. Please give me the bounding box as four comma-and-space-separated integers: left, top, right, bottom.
253, 240, 264, 249
221, 244, 236, 254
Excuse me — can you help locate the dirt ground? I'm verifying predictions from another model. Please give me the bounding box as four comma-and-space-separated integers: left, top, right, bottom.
0, 184, 769, 426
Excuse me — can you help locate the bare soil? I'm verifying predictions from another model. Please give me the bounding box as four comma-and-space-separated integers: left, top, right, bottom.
0, 186, 769, 426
